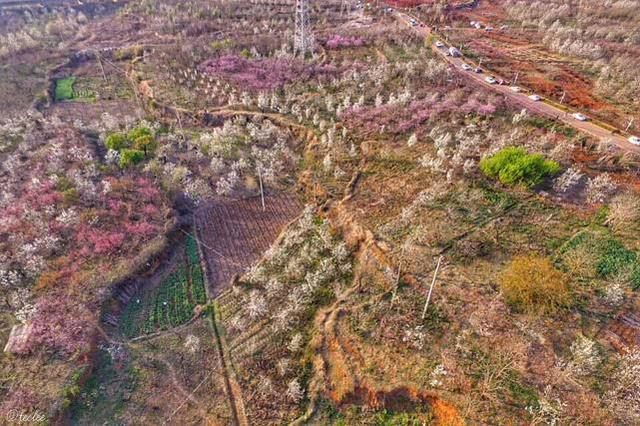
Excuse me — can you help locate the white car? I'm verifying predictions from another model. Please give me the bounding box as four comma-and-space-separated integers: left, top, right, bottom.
628, 136, 640, 145
528, 94, 541, 101
573, 113, 588, 121
485, 76, 497, 84
510, 86, 521, 92
461, 63, 473, 71
435, 41, 444, 48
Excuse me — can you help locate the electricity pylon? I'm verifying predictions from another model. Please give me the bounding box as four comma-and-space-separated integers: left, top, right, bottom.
294, 0, 314, 56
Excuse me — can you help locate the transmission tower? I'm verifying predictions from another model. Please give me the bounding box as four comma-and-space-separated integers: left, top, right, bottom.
294, 0, 314, 56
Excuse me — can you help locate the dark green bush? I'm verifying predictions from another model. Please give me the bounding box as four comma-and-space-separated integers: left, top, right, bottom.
105, 133, 128, 151
119, 149, 145, 168
480, 147, 560, 188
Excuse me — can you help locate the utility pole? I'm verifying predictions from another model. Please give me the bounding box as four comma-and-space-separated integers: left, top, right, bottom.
94, 50, 107, 83
421, 256, 443, 320
626, 118, 635, 132
175, 109, 185, 144
294, 0, 314, 56
391, 242, 406, 305
257, 165, 265, 212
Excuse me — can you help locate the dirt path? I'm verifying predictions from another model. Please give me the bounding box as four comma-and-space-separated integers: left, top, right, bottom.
192, 218, 249, 426
209, 302, 249, 426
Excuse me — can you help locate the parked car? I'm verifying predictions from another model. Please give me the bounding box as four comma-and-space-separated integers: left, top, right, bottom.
474, 67, 483, 73
435, 40, 444, 48
510, 86, 521, 92
528, 94, 541, 101
485, 76, 497, 84
628, 136, 640, 145
461, 63, 473, 71
573, 113, 588, 121
448, 47, 462, 57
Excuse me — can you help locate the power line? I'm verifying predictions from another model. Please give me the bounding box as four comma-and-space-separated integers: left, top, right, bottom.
164, 371, 213, 424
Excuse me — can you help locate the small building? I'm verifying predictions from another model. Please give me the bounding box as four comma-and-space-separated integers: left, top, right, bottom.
4, 324, 33, 354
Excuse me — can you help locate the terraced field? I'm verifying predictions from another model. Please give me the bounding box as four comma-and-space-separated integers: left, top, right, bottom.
195, 193, 303, 296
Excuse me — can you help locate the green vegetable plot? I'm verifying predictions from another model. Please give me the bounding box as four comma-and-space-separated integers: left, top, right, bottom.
120, 234, 208, 337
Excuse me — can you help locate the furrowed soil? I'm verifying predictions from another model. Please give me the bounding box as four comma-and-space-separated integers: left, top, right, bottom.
195, 193, 303, 296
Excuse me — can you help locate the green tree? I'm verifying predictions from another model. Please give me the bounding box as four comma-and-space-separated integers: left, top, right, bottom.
127, 126, 152, 142
133, 135, 157, 156
119, 149, 145, 168
105, 133, 128, 151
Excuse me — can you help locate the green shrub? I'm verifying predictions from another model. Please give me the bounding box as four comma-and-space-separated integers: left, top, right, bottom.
480, 147, 560, 188
127, 126, 152, 142
560, 230, 640, 288
596, 239, 637, 278
62, 188, 79, 204
54, 77, 75, 101
105, 133, 128, 151
119, 149, 145, 168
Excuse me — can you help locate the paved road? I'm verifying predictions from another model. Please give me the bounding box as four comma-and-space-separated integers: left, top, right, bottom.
396, 12, 640, 154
